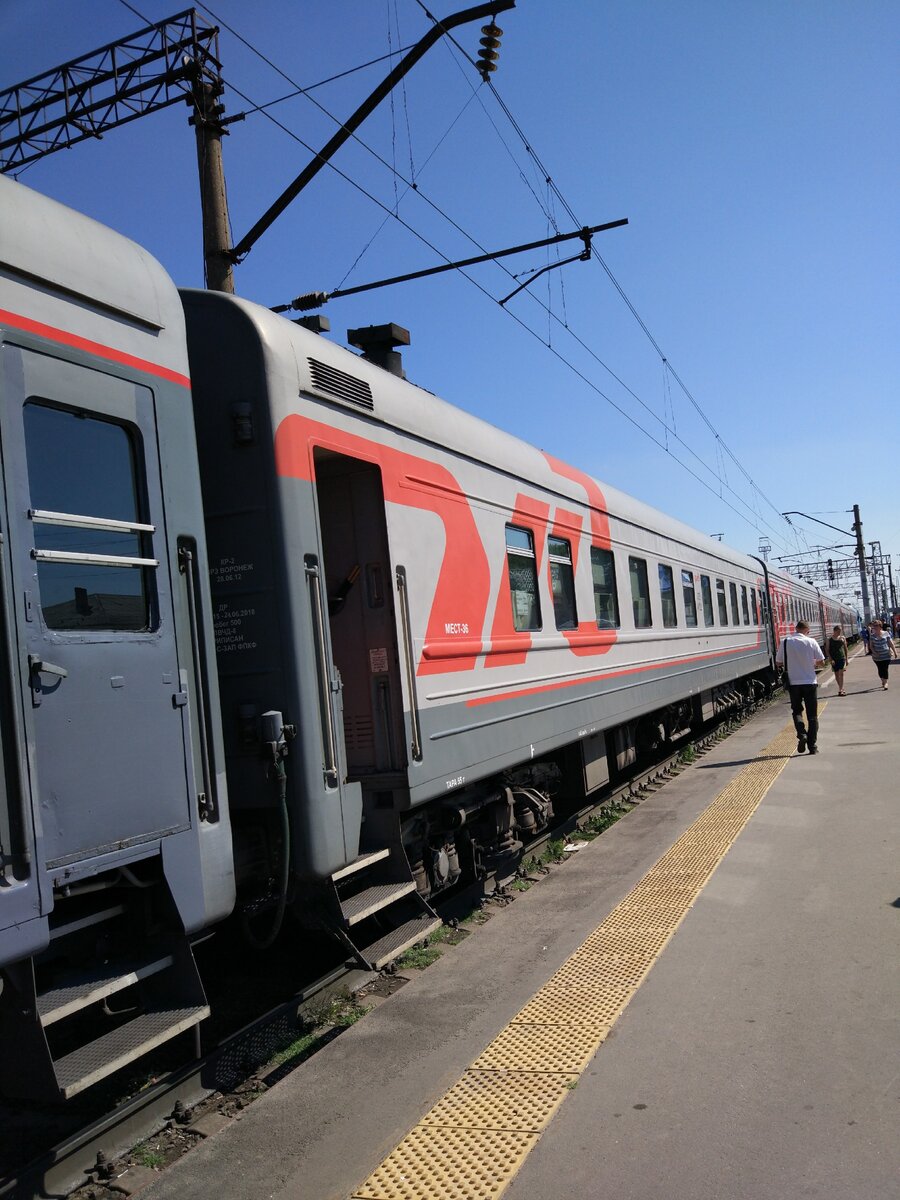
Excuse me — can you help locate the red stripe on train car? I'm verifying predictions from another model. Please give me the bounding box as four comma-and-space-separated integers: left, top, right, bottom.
466, 641, 761, 707
0, 307, 191, 388
274, 413, 491, 675
542, 455, 617, 658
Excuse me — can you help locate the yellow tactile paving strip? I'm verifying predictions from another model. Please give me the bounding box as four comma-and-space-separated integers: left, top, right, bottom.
351, 714, 812, 1200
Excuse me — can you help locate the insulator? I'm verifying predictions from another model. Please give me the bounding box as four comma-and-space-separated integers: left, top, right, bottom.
477, 22, 503, 81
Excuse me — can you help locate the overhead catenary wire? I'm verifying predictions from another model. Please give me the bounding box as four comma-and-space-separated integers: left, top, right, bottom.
115, 0, 802, 556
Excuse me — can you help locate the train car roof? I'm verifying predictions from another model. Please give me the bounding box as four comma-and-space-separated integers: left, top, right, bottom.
183, 289, 772, 577
0, 175, 181, 338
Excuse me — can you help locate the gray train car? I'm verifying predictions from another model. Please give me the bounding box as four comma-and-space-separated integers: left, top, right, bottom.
182, 292, 786, 967
0, 178, 234, 1100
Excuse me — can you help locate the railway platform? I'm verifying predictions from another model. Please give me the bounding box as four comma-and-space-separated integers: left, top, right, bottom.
143, 656, 899, 1200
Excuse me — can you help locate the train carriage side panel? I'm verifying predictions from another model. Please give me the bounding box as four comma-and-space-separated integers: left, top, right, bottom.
182, 293, 775, 860
0, 178, 234, 961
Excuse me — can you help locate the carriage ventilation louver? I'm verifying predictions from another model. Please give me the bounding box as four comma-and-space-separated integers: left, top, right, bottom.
307, 358, 374, 411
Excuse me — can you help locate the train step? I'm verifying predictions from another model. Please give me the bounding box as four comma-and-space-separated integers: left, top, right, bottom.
0, 927, 209, 1102
37, 952, 176, 1026
325, 843, 441, 970
54, 1003, 209, 1100
360, 912, 444, 972
340, 882, 416, 926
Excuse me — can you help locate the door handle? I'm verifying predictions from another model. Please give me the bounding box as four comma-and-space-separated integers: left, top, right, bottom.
28, 655, 68, 679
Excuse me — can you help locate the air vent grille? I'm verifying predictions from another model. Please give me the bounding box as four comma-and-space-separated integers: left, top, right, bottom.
308, 358, 374, 410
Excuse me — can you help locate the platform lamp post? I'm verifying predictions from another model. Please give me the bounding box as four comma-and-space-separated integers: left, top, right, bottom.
781, 508, 871, 623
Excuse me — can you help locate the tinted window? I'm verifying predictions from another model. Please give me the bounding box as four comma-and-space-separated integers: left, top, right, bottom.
506, 525, 541, 632
24, 403, 152, 631
658, 563, 677, 627
590, 547, 619, 629
716, 578, 728, 624
729, 582, 739, 625
682, 570, 698, 627
548, 536, 577, 630
740, 585, 750, 625
751, 588, 759, 624
701, 575, 714, 626
629, 557, 652, 628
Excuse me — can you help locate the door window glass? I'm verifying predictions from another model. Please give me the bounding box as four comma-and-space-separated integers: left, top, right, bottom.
24, 403, 153, 631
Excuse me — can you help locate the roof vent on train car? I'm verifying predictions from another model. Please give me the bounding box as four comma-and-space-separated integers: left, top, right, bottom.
307, 358, 375, 411
347, 323, 409, 379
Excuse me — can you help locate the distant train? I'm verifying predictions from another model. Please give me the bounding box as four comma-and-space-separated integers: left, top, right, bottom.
0, 177, 857, 1101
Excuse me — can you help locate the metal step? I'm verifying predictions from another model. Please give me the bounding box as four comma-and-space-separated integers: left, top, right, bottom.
360, 914, 443, 972
54, 1004, 209, 1099
331, 848, 391, 882
340, 882, 416, 926
38, 954, 175, 1026
48, 904, 126, 941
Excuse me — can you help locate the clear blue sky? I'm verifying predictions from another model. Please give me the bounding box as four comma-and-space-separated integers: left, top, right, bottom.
3, 1, 897, 603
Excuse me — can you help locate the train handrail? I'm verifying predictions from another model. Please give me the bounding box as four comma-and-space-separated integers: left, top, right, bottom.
177, 543, 215, 822
395, 565, 423, 762
304, 555, 339, 788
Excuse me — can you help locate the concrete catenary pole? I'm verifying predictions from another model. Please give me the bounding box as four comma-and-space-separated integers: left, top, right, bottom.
852, 504, 871, 622
192, 78, 234, 294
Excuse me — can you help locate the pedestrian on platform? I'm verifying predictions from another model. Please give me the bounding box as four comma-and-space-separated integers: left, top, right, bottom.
861, 624, 871, 654
828, 625, 849, 696
775, 620, 825, 754
868, 620, 897, 691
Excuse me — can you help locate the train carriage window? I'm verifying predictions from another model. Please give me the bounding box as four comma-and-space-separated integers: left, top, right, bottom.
729, 582, 739, 625
548, 536, 577, 630
629, 556, 652, 628
700, 575, 714, 626
505, 525, 542, 632
751, 588, 759, 624
658, 564, 677, 627
590, 547, 620, 629
24, 403, 153, 631
716, 578, 728, 624
740, 585, 750, 625
681, 570, 698, 627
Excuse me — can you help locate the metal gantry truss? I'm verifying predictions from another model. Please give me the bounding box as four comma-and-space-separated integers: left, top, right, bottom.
0, 8, 221, 173
779, 550, 896, 611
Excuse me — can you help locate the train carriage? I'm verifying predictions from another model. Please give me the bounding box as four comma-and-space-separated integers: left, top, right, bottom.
182, 291, 781, 963
0, 177, 233, 1099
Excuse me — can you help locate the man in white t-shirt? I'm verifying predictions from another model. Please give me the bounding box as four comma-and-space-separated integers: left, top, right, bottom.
775, 620, 825, 754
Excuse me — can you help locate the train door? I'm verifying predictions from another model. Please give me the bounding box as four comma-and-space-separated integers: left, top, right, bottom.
1, 347, 192, 868
312, 449, 406, 778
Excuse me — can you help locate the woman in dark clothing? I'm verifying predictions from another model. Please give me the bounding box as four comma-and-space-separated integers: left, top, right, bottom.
828, 626, 849, 695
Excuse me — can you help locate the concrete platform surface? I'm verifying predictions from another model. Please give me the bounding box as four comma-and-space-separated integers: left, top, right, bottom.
143, 664, 900, 1200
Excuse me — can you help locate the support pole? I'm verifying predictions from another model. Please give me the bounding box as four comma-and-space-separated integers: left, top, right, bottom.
192, 78, 234, 294
852, 504, 871, 622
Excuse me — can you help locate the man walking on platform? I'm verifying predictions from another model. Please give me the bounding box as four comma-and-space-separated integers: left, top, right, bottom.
775, 620, 825, 754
